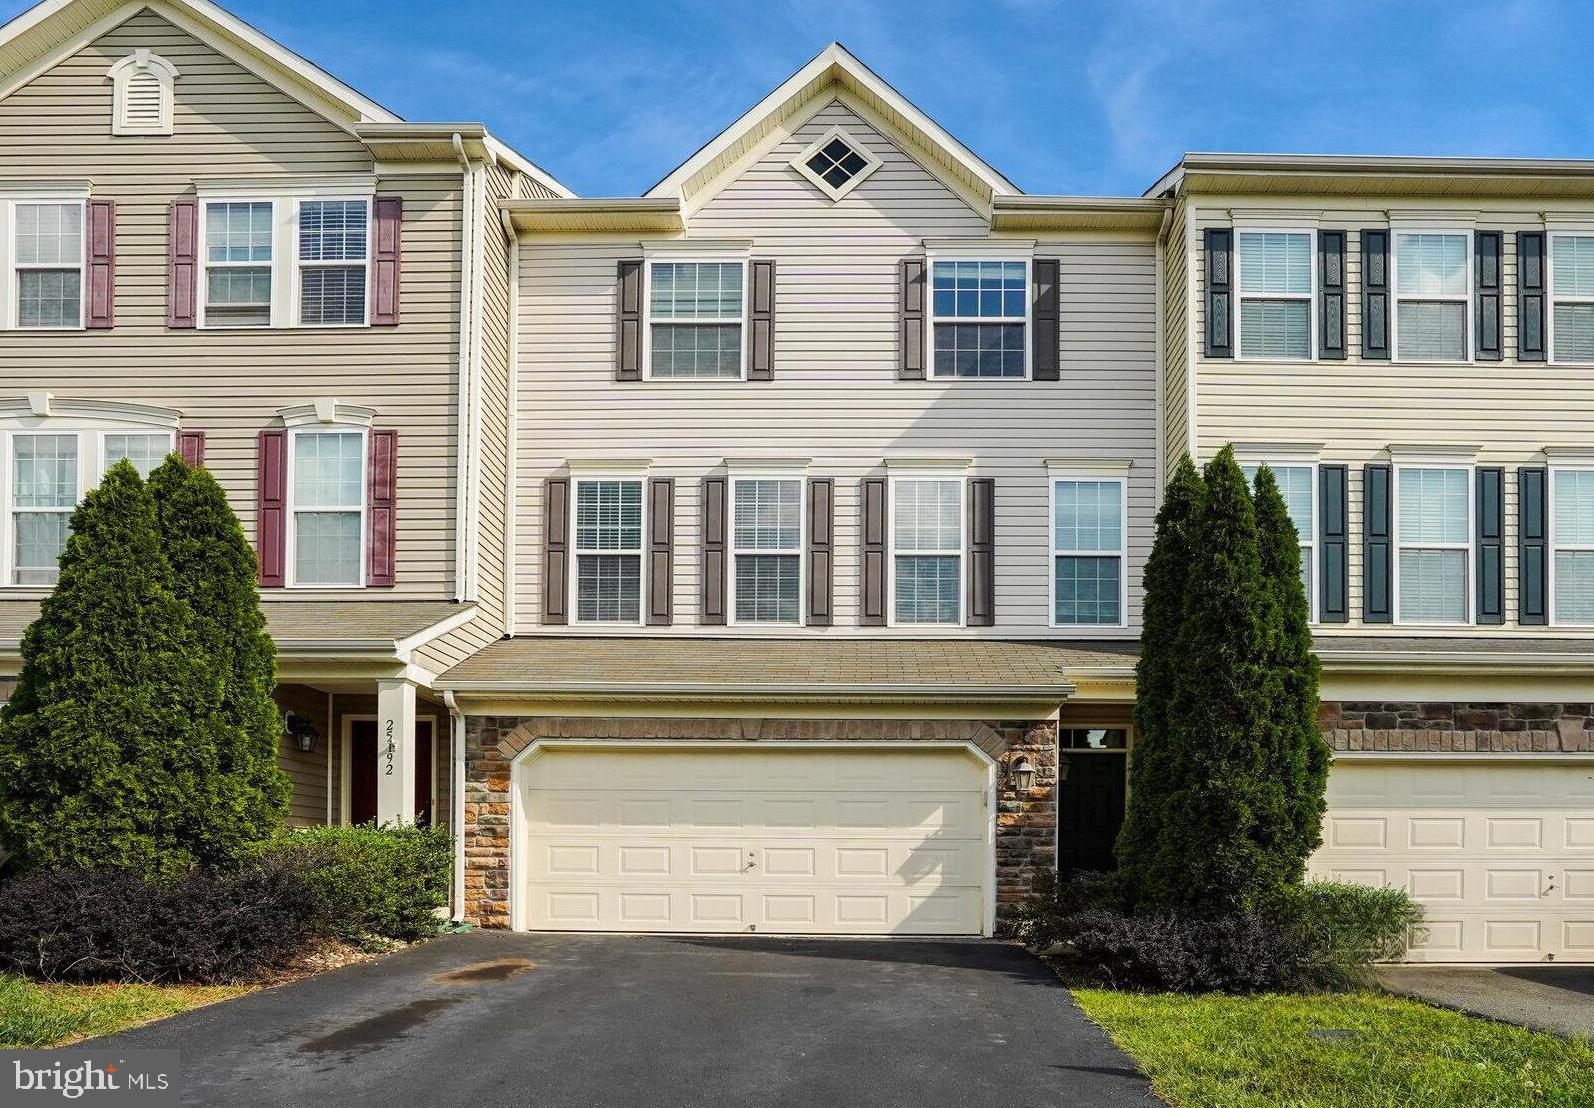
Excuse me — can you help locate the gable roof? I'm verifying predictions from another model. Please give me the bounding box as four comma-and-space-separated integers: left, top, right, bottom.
644, 42, 1020, 209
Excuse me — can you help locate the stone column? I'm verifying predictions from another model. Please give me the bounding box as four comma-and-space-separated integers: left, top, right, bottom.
375, 678, 418, 825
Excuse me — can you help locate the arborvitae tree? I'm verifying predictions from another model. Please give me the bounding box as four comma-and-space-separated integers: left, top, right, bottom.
0, 461, 219, 877
1251, 464, 1329, 884
1115, 455, 1204, 902
149, 456, 289, 856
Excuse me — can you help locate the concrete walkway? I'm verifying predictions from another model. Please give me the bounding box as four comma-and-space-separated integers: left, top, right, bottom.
1377, 965, 1594, 1039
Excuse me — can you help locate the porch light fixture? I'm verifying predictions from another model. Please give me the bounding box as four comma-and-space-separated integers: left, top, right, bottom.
1009, 754, 1037, 792
283, 710, 319, 754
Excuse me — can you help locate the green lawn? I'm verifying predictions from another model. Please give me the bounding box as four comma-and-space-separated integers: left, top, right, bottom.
1073, 988, 1594, 1108
0, 974, 248, 1049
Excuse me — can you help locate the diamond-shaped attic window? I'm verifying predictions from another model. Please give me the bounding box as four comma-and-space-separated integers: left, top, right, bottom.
792, 127, 881, 201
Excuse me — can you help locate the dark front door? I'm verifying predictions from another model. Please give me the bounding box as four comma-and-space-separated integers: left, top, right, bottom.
1057, 753, 1127, 874
348, 718, 433, 827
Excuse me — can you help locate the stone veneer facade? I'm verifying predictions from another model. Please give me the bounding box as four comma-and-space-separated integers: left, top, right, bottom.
1319, 701, 1594, 753
462, 715, 1059, 930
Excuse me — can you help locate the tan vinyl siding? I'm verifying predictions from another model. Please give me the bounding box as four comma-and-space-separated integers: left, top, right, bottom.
273, 683, 332, 827
513, 101, 1157, 638
1162, 199, 1190, 475
0, 10, 462, 604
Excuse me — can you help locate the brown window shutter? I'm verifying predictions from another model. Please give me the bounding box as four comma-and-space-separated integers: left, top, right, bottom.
85, 199, 115, 329
542, 477, 569, 625
177, 430, 205, 467
806, 477, 833, 626
616, 259, 643, 381
701, 475, 727, 625
646, 477, 675, 625
861, 476, 888, 625
748, 259, 776, 381
1031, 259, 1060, 380
167, 197, 197, 329
256, 430, 287, 587
967, 478, 995, 626
899, 259, 926, 380
366, 429, 397, 588
370, 195, 402, 326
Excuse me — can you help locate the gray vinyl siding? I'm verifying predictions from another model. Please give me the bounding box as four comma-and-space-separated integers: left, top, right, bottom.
1162, 199, 1190, 475
0, 10, 463, 604
513, 101, 1157, 638
274, 683, 332, 827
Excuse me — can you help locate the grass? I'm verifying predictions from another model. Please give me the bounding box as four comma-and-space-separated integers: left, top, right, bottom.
1073, 988, 1594, 1108
0, 973, 248, 1049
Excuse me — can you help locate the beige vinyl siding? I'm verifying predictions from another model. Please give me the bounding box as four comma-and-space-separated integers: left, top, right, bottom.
513, 101, 1158, 637
0, 10, 462, 604
1162, 199, 1190, 476
274, 683, 332, 827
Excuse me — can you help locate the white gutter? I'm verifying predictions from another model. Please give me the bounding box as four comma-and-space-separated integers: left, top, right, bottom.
443, 689, 466, 922
451, 132, 476, 603
434, 680, 1077, 700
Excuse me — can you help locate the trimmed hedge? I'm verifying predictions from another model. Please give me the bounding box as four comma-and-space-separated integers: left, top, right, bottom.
259, 824, 451, 943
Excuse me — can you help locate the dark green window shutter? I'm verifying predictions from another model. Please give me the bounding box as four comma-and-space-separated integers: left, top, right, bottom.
1031, 259, 1060, 380
542, 477, 569, 625
616, 259, 643, 381
748, 259, 775, 381
1519, 466, 1548, 625
1362, 464, 1392, 623
1319, 230, 1347, 360
861, 477, 888, 625
1518, 232, 1547, 362
899, 259, 926, 380
967, 478, 995, 626
700, 476, 727, 626
1203, 228, 1232, 358
806, 477, 833, 627
1475, 232, 1503, 361
1319, 464, 1349, 622
1360, 230, 1390, 360
1476, 467, 1504, 624
646, 477, 674, 626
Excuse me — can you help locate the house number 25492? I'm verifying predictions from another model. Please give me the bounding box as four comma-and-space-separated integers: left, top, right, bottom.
383, 719, 396, 776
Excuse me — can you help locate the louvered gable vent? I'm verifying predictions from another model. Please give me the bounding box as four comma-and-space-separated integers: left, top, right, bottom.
108, 50, 179, 137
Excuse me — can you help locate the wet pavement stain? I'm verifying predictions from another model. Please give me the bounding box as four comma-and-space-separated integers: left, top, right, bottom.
430, 959, 535, 984
299, 998, 461, 1056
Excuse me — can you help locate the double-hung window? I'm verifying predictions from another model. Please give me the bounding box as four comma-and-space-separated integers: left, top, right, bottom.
930, 260, 1028, 378
1236, 231, 1312, 359
647, 261, 745, 379
297, 199, 369, 326
1052, 478, 1125, 626
202, 200, 274, 327
1242, 463, 1316, 619
290, 430, 365, 587
13, 201, 84, 329
104, 431, 172, 477
572, 478, 644, 622
1551, 467, 1594, 625
1393, 232, 1470, 362
731, 477, 802, 624
10, 434, 78, 586
1395, 466, 1472, 624
1550, 235, 1594, 364
892, 477, 963, 624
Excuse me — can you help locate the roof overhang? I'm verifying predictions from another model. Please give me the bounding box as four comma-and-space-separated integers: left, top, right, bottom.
357, 123, 572, 196
1150, 153, 1594, 200
991, 195, 1169, 233
500, 197, 683, 235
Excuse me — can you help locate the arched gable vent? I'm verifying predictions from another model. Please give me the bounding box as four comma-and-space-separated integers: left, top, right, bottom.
107, 49, 179, 136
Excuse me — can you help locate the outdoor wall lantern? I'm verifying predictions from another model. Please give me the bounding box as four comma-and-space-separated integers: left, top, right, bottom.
1008, 754, 1037, 792
283, 710, 319, 754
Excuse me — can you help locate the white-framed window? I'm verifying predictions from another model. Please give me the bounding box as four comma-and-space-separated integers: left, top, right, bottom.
288, 428, 366, 588
296, 198, 369, 327
929, 259, 1029, 378
102, 430, 174, 477
1051, 477, 1126, 627
729, 476, 803, 624
571, 477, 645, 623
1550, 466, 1594, 626
645, 260, 745, 379
1392, 231, 1471, 362
791, 126, 881, 201
1242, 462, 1317, 621
1235, 230, 1313, 359
10, 200, 84, 330
8, 432, 78, 586
1394, 465, 1473, 624
201, 199, 274, 328
890, 476, 964, 625
1549, 234, 1594, 364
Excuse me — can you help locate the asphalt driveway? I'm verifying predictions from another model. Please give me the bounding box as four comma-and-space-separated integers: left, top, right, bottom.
1378, 964, 1594, 1039
83, 932, 1159, 1107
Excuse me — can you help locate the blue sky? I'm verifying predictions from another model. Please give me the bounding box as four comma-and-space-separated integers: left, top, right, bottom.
9, 0, 1594, 196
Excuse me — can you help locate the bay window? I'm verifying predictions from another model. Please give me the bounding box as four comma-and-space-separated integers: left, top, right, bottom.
13, 200, 84, 329
1052, 478, 1124, 626
647, 261, 745, 379
1395, 466, 1472, 624
1551, 234, 1594, 364
290, 429, 365, 587
573, 478, 644, 622
930, 260, 1028, 378
1236, 231, 1313, 359
1551, 467, 1594, 625
731, 477, 802, 624
892, 477, 963, 624
1393, 232, 1470, 362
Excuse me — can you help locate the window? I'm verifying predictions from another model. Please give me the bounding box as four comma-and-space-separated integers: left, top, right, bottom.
13, 201, 83, 329
1551, 468, 1594, 625
930, 260, 1028, 378
1236, 231, 1312, 359
892, 477, 963, 624
10, 434, 78, 586
1052, 479, 1124, 626
573, 478, 643, 622
104, 432, 172, 477
647, 261, 744, 379
1059, 728, 1128, 750
1394, 232, 1470, 361
791, 127, 880, 201
731, 478, 802, 624
1395, 466, 1471, 624
203, 201, 274, 327
297, 199, 368, 326
1242, 463, 1316, 619
290, 430, 364, 587
1551, 235, 1594, 364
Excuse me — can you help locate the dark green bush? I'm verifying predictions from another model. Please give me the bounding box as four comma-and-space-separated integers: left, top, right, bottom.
1271, 881, 1423, 988
261, 824, 451, 943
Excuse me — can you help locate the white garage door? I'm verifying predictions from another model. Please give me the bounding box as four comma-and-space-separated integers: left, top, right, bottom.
517, 745, 990, 935
1311, 760, 1594, 963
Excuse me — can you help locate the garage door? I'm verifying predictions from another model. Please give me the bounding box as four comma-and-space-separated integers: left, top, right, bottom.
1311, 761, 1594, 963
517, 745, 990, 935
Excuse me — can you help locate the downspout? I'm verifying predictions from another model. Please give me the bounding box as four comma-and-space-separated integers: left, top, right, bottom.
324, 689, 334, 826
443, 690, 466, 922
501, 208, 519, 635
451, 133, 476, 603
1153, 203, 1173, 505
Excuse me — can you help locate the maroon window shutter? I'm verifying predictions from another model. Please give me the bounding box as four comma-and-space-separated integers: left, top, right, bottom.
806, 477, 833, 626
700, 476, 727, 625
967, 478, 995, 626
86, 199, 115, 329
542, 478, 570, 625
177, 430, 205, 467
748, 259, 776, 381
367, 429, 397, 587
616, 260, 643, 381
167, 197, 197, 329
256, 430, 287, 587
370, 195, 402, 326
646, 477, 675, 625
861, 477, 888, 625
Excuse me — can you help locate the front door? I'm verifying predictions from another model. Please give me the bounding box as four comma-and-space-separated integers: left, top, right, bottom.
1057, 752, 1127, 874
348, 718, 435, 827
